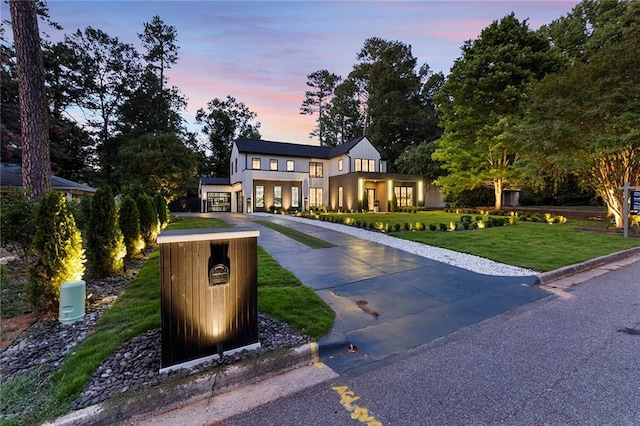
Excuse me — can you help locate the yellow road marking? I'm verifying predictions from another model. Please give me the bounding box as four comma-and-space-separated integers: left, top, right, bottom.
332, 385, 383, 426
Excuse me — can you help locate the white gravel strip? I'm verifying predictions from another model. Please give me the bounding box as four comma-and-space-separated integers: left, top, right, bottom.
254, 213, 538, 277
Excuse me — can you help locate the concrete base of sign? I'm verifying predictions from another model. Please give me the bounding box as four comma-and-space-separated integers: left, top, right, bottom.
159, 342, 262, 374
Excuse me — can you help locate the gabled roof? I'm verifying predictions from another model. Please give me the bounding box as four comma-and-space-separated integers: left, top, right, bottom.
234, 136, 369, 159
200, 176, 231, 185
0, 163, 96, 194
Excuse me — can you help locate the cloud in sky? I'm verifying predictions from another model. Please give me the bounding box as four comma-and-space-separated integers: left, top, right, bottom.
3, 0, 581, 144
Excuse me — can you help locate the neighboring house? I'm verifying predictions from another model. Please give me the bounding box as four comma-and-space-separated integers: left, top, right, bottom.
199, 136, 444, 213
0, 163, 96, 200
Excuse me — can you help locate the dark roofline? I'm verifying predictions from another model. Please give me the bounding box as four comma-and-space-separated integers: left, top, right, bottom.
199, 176, 231, 185
235, 136, 368, 159
0, 163, 96, 193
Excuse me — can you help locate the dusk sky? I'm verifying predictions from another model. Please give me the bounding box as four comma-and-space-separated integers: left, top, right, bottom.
3, 1, 582, 145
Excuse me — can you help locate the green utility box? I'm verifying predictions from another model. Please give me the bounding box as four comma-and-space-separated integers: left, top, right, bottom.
59, 280, 86, 324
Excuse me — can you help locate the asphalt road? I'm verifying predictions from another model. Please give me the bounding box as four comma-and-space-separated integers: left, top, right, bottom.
220, 258, 640, 426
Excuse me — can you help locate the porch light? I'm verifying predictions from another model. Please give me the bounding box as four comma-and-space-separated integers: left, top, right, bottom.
387, 180, 393, 199
358, 179, 364, 201
418, 181, 424, 203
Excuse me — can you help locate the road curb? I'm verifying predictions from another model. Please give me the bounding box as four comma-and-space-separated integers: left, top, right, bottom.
537, 246, 640, 284
48, 344, 317, 426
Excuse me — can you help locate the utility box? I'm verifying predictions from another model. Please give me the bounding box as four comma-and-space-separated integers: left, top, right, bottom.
59, 280, 86, 324
157, 228, 260, 372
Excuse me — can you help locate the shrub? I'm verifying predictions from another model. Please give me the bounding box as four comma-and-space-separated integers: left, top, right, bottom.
391, 191, 398, 212
404, 222, 411, 231
476, 220, 486, 229
429, 224, 437, 231
119, 196, 145, 259
531, 214, 540, 222
362, 191, 369, 212
137, 194, 160, 245
439, 223, 447, 231
0, 188, 36, 267
393, 223, 401, 232
87, 187, 126, 277
67, 195, 92, 232
449, 221, 457, 231
415, 222, 425, 231
462, 221, 470, 230
460, 215, 472, 223
154, 194, 168, 229
27, 191, 85, 312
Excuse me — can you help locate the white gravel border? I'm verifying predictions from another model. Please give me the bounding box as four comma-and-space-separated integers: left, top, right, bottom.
254, 213, 537, 277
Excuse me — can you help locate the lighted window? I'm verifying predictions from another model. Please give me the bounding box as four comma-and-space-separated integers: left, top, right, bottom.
309, 187, 323, 207
255, 185, 264, 208
287, 160, 294, 171
309, 162, 323, 178
291, 187, 299, 208
355, 158, 362, 172
369, 159, 376, 172
338, 186, 344, 208
274, 186, 282, 208
270, 159, 278, 171
252, 158, 261, 170
394, 186, 413, 207
338, 159, 343, 171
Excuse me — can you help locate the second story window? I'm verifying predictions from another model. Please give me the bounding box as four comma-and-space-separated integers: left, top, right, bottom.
270, 159, 278, 171
355, 158, 376, 172
252, 158, 261, 170
287, 160, 294, 171
309, 161, 323, 178
338, 159, 343, 171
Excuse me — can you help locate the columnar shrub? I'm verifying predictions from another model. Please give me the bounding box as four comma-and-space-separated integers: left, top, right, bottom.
393, 223, 401, 232
429, 224, 437, 231
27, 191, 85, 311
87, 187, 126, 277
154, 194, 168, 229
137, 194, 159, 245
119, 195, 145, 258
362, 191, 369, 212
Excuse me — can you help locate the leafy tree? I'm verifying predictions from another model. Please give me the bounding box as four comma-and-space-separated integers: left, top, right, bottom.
325, 78, 362, 146
433, 14, 562, 210
118, 195, 144, 258
300, 69, 342, 146
27, 191, 85, 312
0, 188, 36, 266
86, 186, 125, 277
196, 96, 262, 176
349, 38, 440, 168
395, 141, 441, 181
514, 34, 639, 227
115, 132, 197, 200
9, 0, 51, 200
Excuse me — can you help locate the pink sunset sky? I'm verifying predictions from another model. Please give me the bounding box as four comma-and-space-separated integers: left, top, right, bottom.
3, 0, 582, 145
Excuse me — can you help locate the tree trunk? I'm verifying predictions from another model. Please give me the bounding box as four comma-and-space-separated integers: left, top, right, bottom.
9, 0, 51, 201
493, 178, 503, 211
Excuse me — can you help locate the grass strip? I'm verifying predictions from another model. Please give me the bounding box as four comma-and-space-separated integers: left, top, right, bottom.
254, 220, 336, 249
3, 215, 333, 425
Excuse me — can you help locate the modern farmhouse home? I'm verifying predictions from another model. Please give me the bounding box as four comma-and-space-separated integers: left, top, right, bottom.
198, 136, 445, 213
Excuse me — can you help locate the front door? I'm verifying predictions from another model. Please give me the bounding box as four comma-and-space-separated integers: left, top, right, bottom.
367, 189, 376, 211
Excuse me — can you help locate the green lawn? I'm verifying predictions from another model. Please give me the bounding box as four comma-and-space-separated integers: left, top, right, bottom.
319, 211, 639, 272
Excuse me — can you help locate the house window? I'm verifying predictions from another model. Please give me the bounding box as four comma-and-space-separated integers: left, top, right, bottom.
309, 162, 323, 178
287, 160, 294, 171
274, 186, 282, 208
355, 158, 362, 172
354, 158, 375, 172
270, 159, 278, 171
309, 187, 323, 207
291, 187, 299, 208
338, 159, 343, 171
234, 158, 238, 173
394, 186, 413, 207
369, 159, 376, 172
252, 158, 261, 170
207, 192, 231, 212
338, 186, 344, 208
255, 185, 264, 208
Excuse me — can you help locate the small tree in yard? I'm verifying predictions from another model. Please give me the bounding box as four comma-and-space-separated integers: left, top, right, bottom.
137, 194, 159, 245
27, 191, 85, 312
362, 191, 369, 212
87, 187, 125, 277
119, 195, 144, 258
154, 193, 168, 229
0, 188, 36, 266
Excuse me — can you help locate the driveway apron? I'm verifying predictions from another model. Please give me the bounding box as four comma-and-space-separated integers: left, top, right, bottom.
222, 214, 549, 373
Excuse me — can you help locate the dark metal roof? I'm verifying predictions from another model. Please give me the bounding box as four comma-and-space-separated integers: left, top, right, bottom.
0, 163, 96, 194
200, 176, 231, 185
235, 136, 368, 159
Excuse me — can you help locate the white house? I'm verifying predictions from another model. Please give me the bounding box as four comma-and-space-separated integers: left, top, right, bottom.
199, 136, 444, 213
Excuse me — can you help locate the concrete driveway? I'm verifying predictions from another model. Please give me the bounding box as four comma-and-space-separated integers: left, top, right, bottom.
222, 213, 549, 373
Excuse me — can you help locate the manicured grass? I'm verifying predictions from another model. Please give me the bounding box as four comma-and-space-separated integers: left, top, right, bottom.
1, 215, 334, 425
166, 215, 228, 230
319, 211, 639, 272
255, 220, 336, 249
